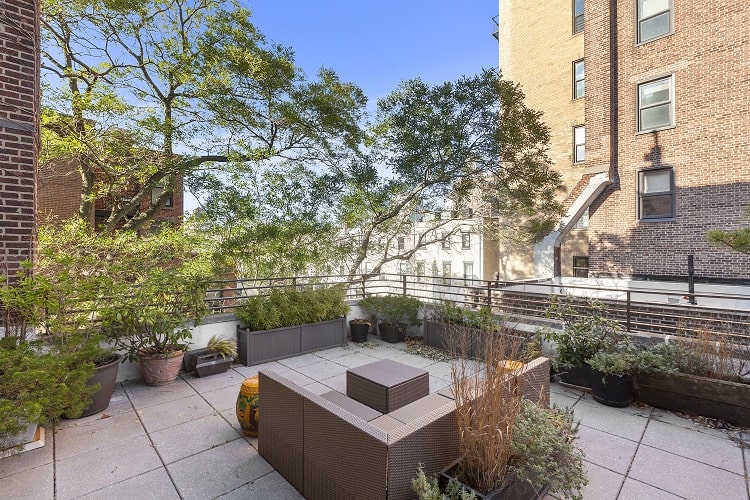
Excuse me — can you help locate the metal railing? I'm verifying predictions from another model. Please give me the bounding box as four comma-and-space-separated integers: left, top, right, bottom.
204, 273, 750, 344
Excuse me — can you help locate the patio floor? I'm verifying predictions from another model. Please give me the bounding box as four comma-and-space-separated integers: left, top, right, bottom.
1, 337, 748, 500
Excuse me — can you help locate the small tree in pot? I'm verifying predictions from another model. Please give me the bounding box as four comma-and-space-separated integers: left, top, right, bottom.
359, 294, 421, 343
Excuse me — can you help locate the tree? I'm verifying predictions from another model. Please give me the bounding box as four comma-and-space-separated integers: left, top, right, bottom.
337, 69, 563, 281
40, 0, 365, 232
707, 205, 750, 255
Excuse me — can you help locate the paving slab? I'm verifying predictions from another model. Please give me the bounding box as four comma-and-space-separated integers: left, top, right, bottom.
618, 477, 683, 499
296, 381, 331, 395
576, 425, 640, 474
202, 383, 242, 411
571, 399, 650, 441
150, 413, 242, 464
77, 467, 180, 500
274, 368, 316, 387
55, 434, 162, 499
320, 372, 347, 393
57, 385, 134, 430
391, 352, 440, 368
641, 419, 744, 475
424, 360, 453, 380
276, 352, 325, 369
628, 444, 747, 500
54, 410, 146, 460
124, 378, 197, 410
232, 360, 287, 378
182, 369, 245, 393
294, 359, 348, 379
312, 346, 357, 360
0, 462, 54, 500
578, 460, 624, 500
218, 471, 304, 499
168, 438, 274, 500
0, 430, 53, 479
137, 393, 217, 433
328, 351, 381, 368
429, 375, 451, 393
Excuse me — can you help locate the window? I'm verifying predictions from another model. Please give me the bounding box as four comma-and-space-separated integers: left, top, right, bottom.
573, 0, 584, 33
442, 232, 450, 250
638, 168, 674, 220
638, 76, 674, 132
573, 207, 589, 230
461, 232, 471, 250
637, 0, 672, 44
573, 257, 589, 277
399, 262, 408, 276
463, 262, 474, 282
573, 60, 585, 99
442, 261, 452, 284
416, 261, 425, 279
573, 125, 586, 163
397, 236, 405, 250
151, 182, 173, 208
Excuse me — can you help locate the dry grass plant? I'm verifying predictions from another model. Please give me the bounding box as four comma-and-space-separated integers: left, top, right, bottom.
448, 323, 528, 495
674, 325, 750, 382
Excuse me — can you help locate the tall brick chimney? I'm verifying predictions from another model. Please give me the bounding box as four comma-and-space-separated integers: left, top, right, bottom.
0, 0, 39, 283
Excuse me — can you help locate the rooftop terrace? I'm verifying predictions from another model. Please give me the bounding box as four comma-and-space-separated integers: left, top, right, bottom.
1, 336, 748, 500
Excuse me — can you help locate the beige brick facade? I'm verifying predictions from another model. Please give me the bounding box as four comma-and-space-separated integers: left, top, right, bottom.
501, 0, 750, 282
0, 0, 39, 282
498, 0, 587, 278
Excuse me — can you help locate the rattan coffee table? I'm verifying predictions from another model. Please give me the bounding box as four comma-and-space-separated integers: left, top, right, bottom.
346, 359, 429, 414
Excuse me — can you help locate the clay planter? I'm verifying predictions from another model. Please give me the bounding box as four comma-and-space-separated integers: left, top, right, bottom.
139, 350, 184, 386
439, 459, 550, 500
378, 323, 403, 343
349, 320, 371, 342
637, 372, 750, 427
590, 370, 633, 408
184, 348, 233, 378
80, 354, 123, 417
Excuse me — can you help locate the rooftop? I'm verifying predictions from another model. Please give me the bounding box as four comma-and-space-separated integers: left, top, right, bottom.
1, 337, 748, 500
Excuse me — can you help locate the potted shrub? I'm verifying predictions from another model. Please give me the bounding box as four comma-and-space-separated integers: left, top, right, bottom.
348, 318, 372, 343
423, 301, 505, 354
540, 296, 625, 389
416, 326, 587, 499
587, 348, 637, 408
359, 294, 421, 343
234, 286, 349, 365
184, 335, 236, 377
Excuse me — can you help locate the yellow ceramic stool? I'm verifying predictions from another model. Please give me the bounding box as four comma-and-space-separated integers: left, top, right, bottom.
236, 375, 259, 437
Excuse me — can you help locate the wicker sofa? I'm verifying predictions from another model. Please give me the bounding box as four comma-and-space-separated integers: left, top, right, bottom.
257, 356, 551, 500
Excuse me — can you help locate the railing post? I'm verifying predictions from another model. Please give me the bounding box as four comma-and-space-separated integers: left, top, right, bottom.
487, 281, 492, 308
361, 276, 366, 299
402, 274, 407, 296
626, 290, 631, 332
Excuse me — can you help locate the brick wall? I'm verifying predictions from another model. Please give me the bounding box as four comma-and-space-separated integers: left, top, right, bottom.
586, 0, 750, 281
0, 0, 38, 282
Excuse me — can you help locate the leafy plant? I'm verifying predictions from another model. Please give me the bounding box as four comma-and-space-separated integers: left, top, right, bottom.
235, 286, 349, 331
358, 294, 421, 327
540, 296, 627, 370
206, 335, 237, 359
411, 464, 477, 500
433, 302, 502, 332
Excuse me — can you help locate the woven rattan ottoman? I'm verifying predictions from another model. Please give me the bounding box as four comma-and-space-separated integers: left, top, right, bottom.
346, 359, 429, 414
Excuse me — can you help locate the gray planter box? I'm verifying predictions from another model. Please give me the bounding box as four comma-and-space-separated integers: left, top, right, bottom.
423, 320, 528, 359
237, 317, 346, 366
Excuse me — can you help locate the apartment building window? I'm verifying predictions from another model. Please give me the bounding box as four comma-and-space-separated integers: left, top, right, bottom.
638, 76, 674, 132
573, 256, 589, 277
637, 0, 672, 44
638, 168, 675, 220
573, 0, 584, 33
461, 232, 471, 250
442, 261, 452, 284
442, 232, 451, 250
463, 262, 474, 281
151, 179, 173, 208
416, 261, 425, 280
399, 262, 408, 276
397, 236, 405, 250
573, 60, 585, 99
573, 125, 586, 163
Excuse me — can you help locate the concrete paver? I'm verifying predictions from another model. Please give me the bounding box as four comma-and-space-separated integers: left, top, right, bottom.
1, 340, 748, 500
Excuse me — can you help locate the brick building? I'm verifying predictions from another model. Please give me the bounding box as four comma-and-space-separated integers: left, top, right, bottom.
500, 0, 750, 283
0, 0, 39, 282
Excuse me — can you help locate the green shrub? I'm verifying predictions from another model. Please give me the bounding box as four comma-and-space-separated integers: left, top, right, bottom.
359, 294, 421, 327
235, 286, 349, 331
434, 302, 502, 332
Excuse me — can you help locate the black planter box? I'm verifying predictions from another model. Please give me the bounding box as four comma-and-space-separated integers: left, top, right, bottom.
349, 320, 371, 342
378, 323, 403, 343
438, 459, 550, 500
558, 364, 592, 390
591, 370, 633, 407
184, 348, 233, 377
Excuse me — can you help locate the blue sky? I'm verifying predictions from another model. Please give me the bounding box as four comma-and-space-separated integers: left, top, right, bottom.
247, 0, 499, 109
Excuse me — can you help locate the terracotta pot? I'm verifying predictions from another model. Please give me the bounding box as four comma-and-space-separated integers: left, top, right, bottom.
139, 350, 184, 386
80, 354, 122, 417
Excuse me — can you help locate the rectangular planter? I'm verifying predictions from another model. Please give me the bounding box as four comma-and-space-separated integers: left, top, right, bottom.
184, 348, 234, 377
438, 459, 550, 500
237, 317, 346, 366
424, 321, 528, 360
636, 372, 750, 427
